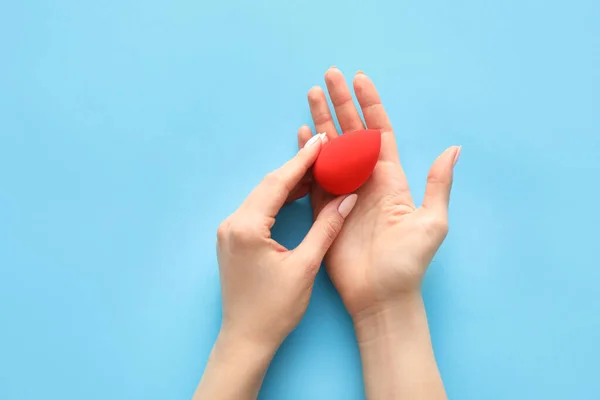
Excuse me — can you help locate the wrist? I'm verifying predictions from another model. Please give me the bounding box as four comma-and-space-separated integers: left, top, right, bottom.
350, 293, 447, 399
194, 329, 278, 400
214, 328, 278, 366
352, 291, 426, 344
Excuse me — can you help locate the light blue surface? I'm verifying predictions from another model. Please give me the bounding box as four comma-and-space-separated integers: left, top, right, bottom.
1, 0, 599, 399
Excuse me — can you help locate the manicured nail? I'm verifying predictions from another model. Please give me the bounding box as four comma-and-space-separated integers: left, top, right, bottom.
304, 134, 321, 148
304, 133, 328, 148
452, 146, 462, 167
338, 194, 358, 218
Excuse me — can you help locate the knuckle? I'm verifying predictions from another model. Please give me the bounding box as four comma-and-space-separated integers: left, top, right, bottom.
265, 169, 293, 194
322, 218, 342, 242
264, 171, 281, 187
426, 214, 449, 236
216, 219, 230, 242
228, 219, 259, 245
427, 169, 453, 186
292, 252, 321, 279
313, 111, 333, 126
427, 170, 444, 184
332, 93, 354, 108
361, 101, 384, 115
294, 154, 313, 172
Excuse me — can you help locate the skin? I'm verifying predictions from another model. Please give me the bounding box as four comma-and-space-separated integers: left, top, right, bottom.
194, 68, 459, 399
297, 67, 459, 399
193, 133, 358, 400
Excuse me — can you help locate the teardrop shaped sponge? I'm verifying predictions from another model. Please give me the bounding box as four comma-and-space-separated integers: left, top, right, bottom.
313, 129, 381, 195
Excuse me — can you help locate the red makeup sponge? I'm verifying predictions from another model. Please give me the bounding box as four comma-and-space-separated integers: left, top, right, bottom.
313, 129, 381, 195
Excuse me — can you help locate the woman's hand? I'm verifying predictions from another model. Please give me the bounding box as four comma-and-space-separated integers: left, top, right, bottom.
299, 67, 458, 399
300, 67, 460, 318
194, 132, 358, 400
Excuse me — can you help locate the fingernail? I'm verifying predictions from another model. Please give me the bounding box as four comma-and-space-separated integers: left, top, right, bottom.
338, 194, 358, 218
330, 65, 338, 70
452, 146, 462, 167
356, 70, 365, 75
304, 134, 321, 148
304, 133, 328, 148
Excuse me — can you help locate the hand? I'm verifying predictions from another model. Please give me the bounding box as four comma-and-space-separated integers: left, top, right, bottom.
217, 133, 358, 348
299, 67, 455, 399
299, 67, 460, 318
195, 132, 358, 400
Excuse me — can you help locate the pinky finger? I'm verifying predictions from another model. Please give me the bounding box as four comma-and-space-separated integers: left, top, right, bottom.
298, 124, 313, 149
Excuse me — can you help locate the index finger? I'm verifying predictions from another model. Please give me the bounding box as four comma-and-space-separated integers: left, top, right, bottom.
243, 132, 327, 217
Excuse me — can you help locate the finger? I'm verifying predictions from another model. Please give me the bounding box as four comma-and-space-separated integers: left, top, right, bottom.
297, 124, 333, 219
297, 124, 313, 148
422, 146, 461, 214
286, 125, 316, 203
285, 174, 312, 203
286, 182, 311, 203
244, 133, 328, 216
324, 67, 365, 132
308, 86, 338, 140
294, 194, 358, 269
353, 72, 399, 163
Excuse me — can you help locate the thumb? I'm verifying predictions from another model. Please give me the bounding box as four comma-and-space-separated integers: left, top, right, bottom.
422, 146, 461, 214
294, 194, 358, 268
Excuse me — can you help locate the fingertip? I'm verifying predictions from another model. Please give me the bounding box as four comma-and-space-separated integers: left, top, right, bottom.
353, 72, 371, 92
298, 134, 328, 166
452, 145, 462, 167
308, 86, 324, 101
297, 192, 354, 264
437, 146, 461, 166
422, 147, 458, 212
302, 133, 322, 150
353, 75, 368, 98
325, 66, 343, 81
337, 193, 358, 218
430, 147, 456, 176
326, 67, 346, 87
297, 126, 312, 148
354, 70, 370, 81
298, 124, 312, 138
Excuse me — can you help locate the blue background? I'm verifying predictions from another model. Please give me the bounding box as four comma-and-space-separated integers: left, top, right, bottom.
1, 0, 599, 399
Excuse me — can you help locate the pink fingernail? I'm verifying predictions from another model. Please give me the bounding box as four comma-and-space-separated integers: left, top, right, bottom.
338, 194, 358, 218
453, 146, 462, 167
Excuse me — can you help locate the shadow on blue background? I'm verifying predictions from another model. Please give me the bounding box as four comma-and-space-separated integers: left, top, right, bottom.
1, 0, 599, 399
